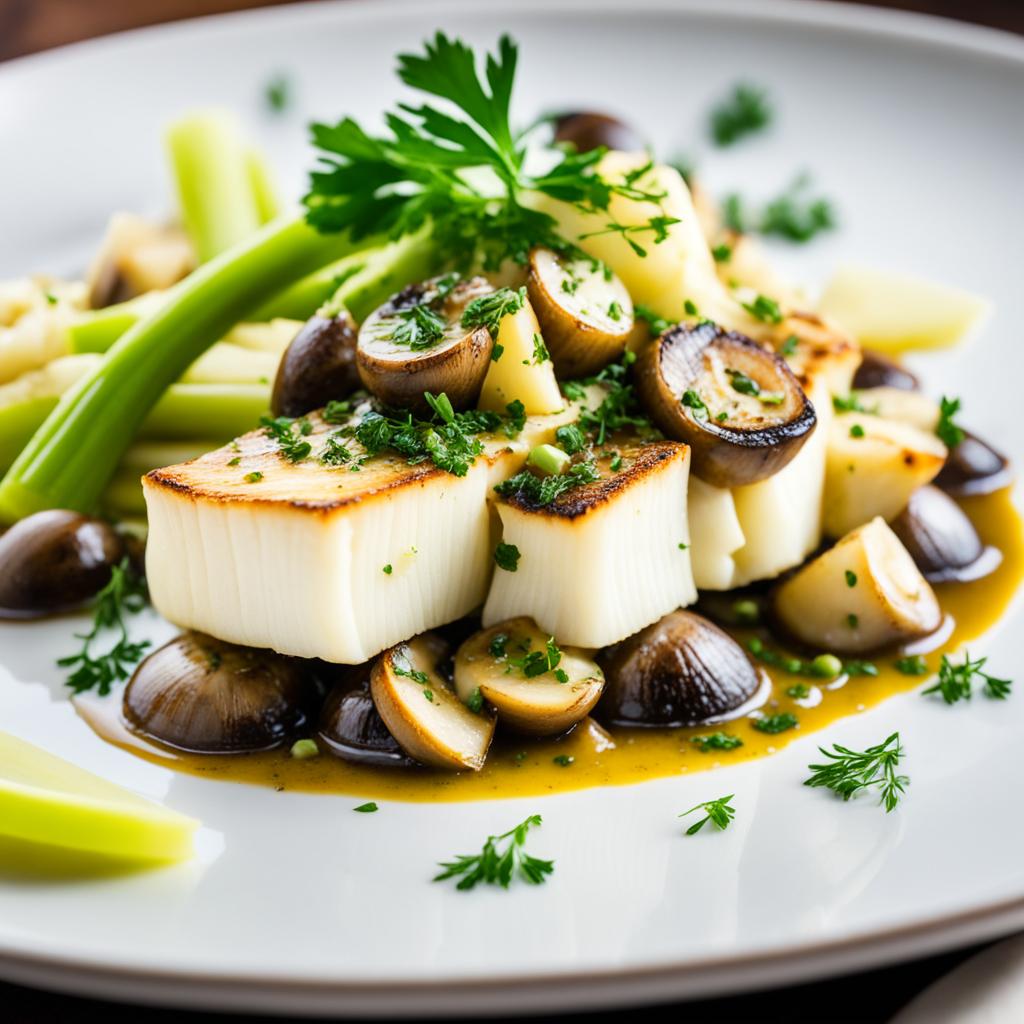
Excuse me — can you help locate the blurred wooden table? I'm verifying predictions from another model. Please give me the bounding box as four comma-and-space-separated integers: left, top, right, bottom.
0, 1, 1019, 1021
0, 0, 1022, 60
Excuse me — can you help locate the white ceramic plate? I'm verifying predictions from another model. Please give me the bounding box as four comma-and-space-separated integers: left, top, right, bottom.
1, 0, 1022, 1015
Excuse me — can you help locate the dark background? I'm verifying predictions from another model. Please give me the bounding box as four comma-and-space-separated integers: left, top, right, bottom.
0, 1, 1019, 1021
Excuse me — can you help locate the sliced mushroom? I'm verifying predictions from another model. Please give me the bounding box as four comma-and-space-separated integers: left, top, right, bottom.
935, 431, 1012, 497
271, 311, 359, 417
123, 632, 315, 754
597, 610, 764, 727
453, 617, 604, 736
356, 275, 494, 413
774, 517, 941, 654
526, 247, 633, 377
552, 111, 644, 153
891, 485, 998, 583
86, 213, 194, 309
370, 633, 495, 771
317, 666, 416, 768
852, 350, 920, 392
634, 321, 816, 487
0, 510, 125, 618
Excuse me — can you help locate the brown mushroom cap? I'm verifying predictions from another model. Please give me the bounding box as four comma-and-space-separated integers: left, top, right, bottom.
123, 632, 315, 754
597, 610, 764, 727
318, 666, 416, 768
526, 247, 632, 378
634, 321, 816, 487
552, 112, 644, 153
0, 510, 125, 618
356, 276, 494, 413
935, 430, 1012, 498
891, 485, 998, 583
271, 312, 360, 417
852, 349, 920, 392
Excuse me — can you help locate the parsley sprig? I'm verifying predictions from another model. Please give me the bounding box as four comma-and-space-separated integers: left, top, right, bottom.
709, 83, 772, 146
58, 559, 151, 696
261, 415, 314, 462
804, 732, 908, 812
461, 285, 526, 338
922, 651, 1011, 704
304, 33, 675, 270
434, 814, 554, 890
724, 175, 836, 244
495, 460, 601, 506
680, 795, 736, 835
935, 396, 965, 449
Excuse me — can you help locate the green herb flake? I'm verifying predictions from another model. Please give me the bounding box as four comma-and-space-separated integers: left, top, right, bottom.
804, 732, 907, 811
894, 655, 929, 676
752, 713, 799, 735
354, 802, 379, 813
709, 82, 772, 146
244, 471, 263, 483
845, 570, 858, 588
680, 794, 736, 835
691, 732, 743, 753
936, 395, 965, 448
922, 651, 1011, 704
552, 755, 574, 767
434, 814, 554, 891
494, 541, 521, 572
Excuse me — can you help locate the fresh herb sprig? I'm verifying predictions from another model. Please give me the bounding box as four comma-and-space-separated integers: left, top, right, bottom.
935, 396, 965, 449
461, 285, 527, 338
804, 732, 908, 812
58, 559, 151, 696
724, 175, 835, 244
562, 351, 653, 447
434, 814, 554, 890
494, 460, 601, 506
261, 415, 314, 462
922, 651, 1011, 704
305, 34, 676, 270
680, 795, 736, 835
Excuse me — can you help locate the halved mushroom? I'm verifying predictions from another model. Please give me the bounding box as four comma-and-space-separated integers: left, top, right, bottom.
317, 666, 415, 768
935, 431, 1012, 497
271, 310, 359, 417
123, 632, 315, 753
357, 275, 494, 413
552, 111, 644, 153
891, 485, 998, 583
852, 350, 920, 392
773, 517, 941, 654
453, 617, 604, 736
370, 633, 496, 771
634, 321, 816, 487
597, 610, 764, 727
86, 213, 194, 309
526, 247, 633, 377
0, 510, 125, 618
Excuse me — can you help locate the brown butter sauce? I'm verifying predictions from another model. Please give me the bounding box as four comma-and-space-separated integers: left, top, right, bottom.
76, 488, 1023, 803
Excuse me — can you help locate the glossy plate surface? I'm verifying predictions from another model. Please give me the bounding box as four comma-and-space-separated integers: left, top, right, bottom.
1, 0, 1022, 1014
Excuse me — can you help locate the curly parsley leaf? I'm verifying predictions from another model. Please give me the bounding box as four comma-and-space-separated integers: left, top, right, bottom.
680, 794, 736, 835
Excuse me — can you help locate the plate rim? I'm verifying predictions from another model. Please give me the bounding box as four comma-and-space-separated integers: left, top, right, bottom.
1, 0, 1022, 1013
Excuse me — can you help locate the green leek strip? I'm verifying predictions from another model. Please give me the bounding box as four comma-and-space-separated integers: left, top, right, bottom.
0, 396, 54, 475
66, 292, 167, 353
246, 148, 281, 224
250, 250, 373, 322
0, 215, 362, 523
166, 111, 264, 262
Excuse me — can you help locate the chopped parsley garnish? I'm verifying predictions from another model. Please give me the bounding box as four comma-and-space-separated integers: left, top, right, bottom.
389, 301, 447, 349
491, 343, 505, 362
787, 683, 811, 699
488, 633, 509, 659
680, 794, 736, 835
244, 471, 263, 483
502, 636, 569, 683
495, 459, 601, 506
804, 733, 908, 812
779, 335, 799, 357
305, 34, 675, 270
531, 332, 550, 364
922, 652, 1011, 704
832, 393, 874, 414
894, 655, 929, 676
335, 394, 522, 477
607, 300, 623, 321
741, 293, 783, 324
845, 570, 858, 588
684, 298, 700, 317
709, 82, 772, 146
936, 395, 965, 448
494, 541, 521, 572
724, 175, 836, 244
265, 73, 291, 113
752, 713, 798, 735
562, 351, 652, 446
726, 368, 760, 397
634, 304, 676, 338
746, 638, 874, 680
461, 286, 527, 339
58, 559, 150, 696
846, 613, 859, 628
691, 732, 743, 753
227, 456, 240, 467
354, 802, 378, 813
392, 654, 428, 684
466, 687, 484, 713
261, 415, 313, 462
849, 423, 865, 438
682, 389, 710, 421
553, 754, 574, 767
382, 564, 393, 575
434, 814, 553, 890
554, 423, 587, 455
711, 243, 732, 263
